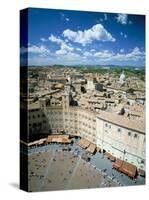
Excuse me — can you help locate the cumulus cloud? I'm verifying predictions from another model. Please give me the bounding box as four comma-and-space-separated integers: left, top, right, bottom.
94, 50, 114, 59
48, 34, 63, 44
63, 52, 80, 61
93, 47, 144, 62
40, 37, 48, 42
125, 47, 144, 60
63, 24, 116, 46
48, 34, 74, 56
56, 43, 74, 55
83, 52, 92, 57
76, 48, 82, 51
20, 44, 50, 54
27, 46, 144, 66
116, 14, 128, 24
65, 39, 69, 43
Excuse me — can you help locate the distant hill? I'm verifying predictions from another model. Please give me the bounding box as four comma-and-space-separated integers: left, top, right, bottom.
27, 64, 145, 70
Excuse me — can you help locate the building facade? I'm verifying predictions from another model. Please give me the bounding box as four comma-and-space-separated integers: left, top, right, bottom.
28, 94, 145, 171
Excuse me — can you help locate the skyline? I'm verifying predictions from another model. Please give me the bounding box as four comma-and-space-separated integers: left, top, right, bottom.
20, 8, 145, 66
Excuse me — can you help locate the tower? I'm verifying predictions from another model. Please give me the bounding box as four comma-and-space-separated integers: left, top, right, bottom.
62, 93, 70, 110
119, 71, 126, 85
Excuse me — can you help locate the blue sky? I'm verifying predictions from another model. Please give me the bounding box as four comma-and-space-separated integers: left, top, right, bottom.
20, 8, 145, 66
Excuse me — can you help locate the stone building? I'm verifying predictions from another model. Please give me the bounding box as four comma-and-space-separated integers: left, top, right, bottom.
28, 92, 145, 171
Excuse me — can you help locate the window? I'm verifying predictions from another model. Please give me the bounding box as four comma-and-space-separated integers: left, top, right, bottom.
38, 114, 40, 118
141, 160, 144, 164
134, 133, 138, 138
38, 122, 42, 127
118, 128, 121, 132
105, 123, 108, 127
128, 132, 131, 136
33, 123, 37, 128
109, 125, 111, 128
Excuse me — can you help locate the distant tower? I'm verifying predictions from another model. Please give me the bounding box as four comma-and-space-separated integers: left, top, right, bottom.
67, 75, 71, 84
119, 71, 126, 85
62, 93, 70, 110
86, 77, 97, 91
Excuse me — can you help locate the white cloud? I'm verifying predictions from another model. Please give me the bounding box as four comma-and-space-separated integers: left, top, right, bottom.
116, 14, 128, 24
56, 42, 74, 55
27, 46, 144, 65
55, 52, 81, 64
94, 50, 114, 59
120, 49, 124, 53
64, 52, 80, 60
28, 45, 50, 54
91, 49, 96, 52
125, 47, 144, 60
48, 34, 73, 55
76, 48, 82, 51
93, 47, 145, 62
48, 35, 74, 56
63, 24, 116, 46
28, 56, 56, 66
65, 18, 70, 22
83, 52, 92, 57
40, 38, 48, 42
60, 13, 70, 22
48, 34, 63, 44
21, 44, 50, 54
120, 32, 127, 39
99, 14, 107, 22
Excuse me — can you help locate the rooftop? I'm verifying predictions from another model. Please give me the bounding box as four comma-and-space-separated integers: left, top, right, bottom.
97, 111, 145, 134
